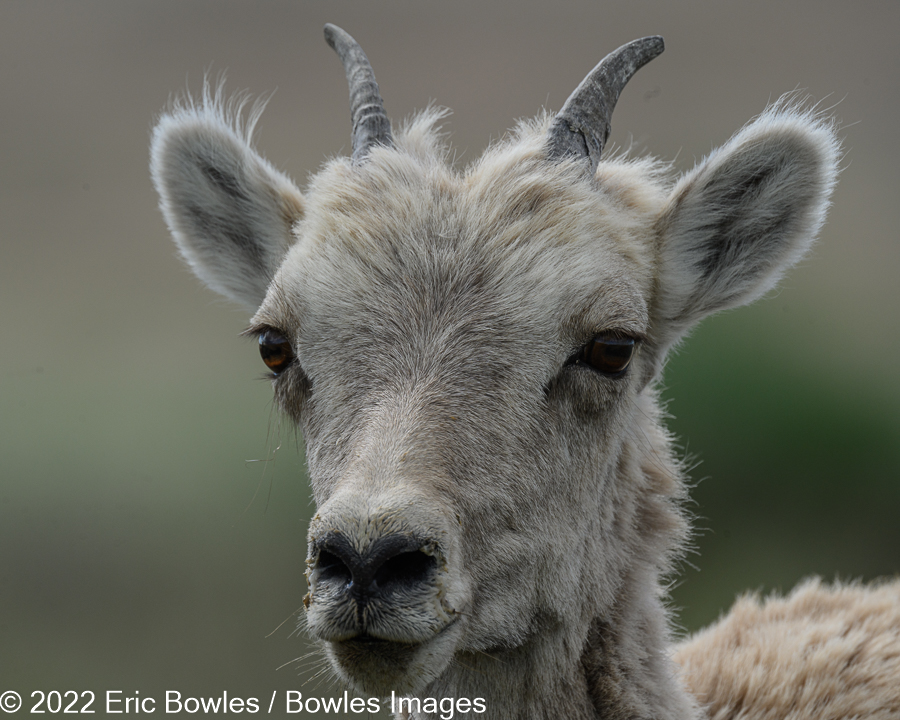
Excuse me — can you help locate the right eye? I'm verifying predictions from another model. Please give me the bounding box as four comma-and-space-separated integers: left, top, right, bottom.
258, 330, 295, 375
576, 334, 636, 376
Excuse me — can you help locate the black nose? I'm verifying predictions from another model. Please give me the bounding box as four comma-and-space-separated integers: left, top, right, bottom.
313, 533, 437, 603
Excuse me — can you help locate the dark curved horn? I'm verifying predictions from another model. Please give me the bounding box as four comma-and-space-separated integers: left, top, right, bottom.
324, 23, 393, 164
547, 36, 664, 174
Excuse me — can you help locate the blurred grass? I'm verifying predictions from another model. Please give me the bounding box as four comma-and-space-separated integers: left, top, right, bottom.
0, 340, 338, 709
664, 304, 900, 631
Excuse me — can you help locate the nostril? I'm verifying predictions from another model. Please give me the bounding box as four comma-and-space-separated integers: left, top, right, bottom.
373, 550, 436, 592
317, 549, 353, 585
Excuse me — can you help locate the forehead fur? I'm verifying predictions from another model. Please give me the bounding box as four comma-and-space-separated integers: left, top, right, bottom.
259, 111, 668, 338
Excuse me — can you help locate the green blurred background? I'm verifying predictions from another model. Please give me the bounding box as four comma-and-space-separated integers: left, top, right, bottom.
1, 1, 898, 716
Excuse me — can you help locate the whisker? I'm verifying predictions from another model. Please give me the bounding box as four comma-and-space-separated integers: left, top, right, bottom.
266, 604, 306, 638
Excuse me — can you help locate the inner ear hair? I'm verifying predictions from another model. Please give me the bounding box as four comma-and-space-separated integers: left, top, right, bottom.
655, 104, 839, 334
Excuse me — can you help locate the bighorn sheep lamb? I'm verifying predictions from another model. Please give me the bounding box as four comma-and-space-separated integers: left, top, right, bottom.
151, 24, 900, 720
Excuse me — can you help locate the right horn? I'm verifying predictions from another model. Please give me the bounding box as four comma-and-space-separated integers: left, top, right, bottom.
324, 23, 393, 165
546, 36, 664, 175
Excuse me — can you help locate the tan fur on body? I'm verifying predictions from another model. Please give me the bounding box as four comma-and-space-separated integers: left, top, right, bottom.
150, 26, 898, 720
675, 579, 900, 719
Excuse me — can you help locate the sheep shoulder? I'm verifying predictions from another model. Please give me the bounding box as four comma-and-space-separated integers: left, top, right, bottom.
674, 578, 900, 720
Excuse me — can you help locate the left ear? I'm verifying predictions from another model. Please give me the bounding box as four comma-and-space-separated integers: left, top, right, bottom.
653, 107, 839, 347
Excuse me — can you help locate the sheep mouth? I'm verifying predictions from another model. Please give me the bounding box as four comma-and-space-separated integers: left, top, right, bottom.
324, 618, 463, 696
338, 616, 460, 649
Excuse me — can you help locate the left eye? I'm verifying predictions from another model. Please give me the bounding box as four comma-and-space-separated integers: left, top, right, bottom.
574, 335, 636, 376
259, 330, 295, 375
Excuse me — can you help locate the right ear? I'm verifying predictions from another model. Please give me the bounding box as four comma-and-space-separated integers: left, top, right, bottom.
150, 93, 304, 310
651, 106, 839, 353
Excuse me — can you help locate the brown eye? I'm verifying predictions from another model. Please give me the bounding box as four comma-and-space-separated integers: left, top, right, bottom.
577, 335, 636, 376
259, 330, 295, 375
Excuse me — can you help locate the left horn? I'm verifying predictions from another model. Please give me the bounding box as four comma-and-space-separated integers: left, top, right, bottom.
324, 23, 393, 164
547, 36, 664, 174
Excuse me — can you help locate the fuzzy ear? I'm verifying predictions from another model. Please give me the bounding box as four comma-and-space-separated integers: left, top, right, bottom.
150, 93, 304, 310
654, 106, 839, 346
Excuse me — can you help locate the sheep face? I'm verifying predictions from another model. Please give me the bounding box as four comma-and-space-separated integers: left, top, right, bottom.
247, 138, 660, 694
